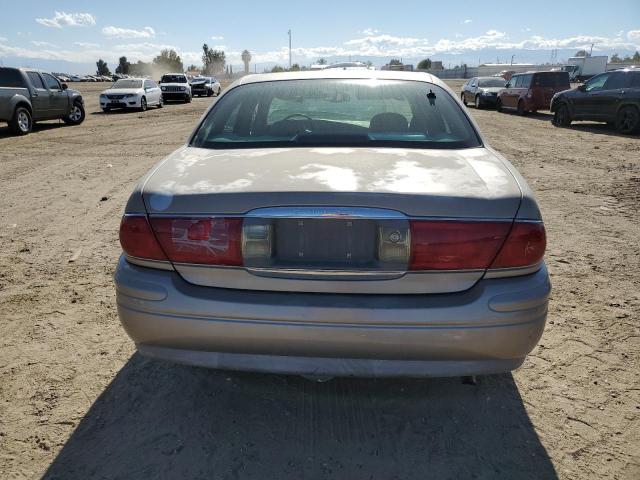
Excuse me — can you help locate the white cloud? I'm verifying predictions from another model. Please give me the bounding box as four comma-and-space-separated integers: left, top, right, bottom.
31, 40, 58, 48
0, 36, 8, 43
360, 28, 380, 36
35, 11, 96, 28
102, 26, 155, 39
628, 30, 640, 41
463, 19, 472, 24
74, 42, 100, 48
210, 36, 224, 40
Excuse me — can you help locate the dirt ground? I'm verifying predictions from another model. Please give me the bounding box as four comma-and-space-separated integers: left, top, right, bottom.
0, 79, 638, 480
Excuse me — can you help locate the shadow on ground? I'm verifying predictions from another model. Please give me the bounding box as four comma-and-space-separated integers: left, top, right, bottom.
42, 354, 557, 480
0, 121, 68, 138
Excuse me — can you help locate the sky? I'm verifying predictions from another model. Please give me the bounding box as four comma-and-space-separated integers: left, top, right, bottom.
0, 0, 639, 73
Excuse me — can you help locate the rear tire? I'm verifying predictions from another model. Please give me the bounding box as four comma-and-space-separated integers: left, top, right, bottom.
517, 100, 527, 116
63, 102, 85, 125
496, 98, 503, 113
615, 106, 640, 134
9, 106, 32, 135
474, 95, 482, 109
553, 104, 571, 127
461, 93, 467, 106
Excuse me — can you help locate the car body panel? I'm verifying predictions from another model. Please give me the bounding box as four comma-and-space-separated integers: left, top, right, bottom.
139, 146, 524, 218
115, 256, 549, 377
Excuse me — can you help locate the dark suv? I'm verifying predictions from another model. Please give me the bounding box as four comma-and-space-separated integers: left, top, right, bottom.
551, 68, 640, 134
497, 71, 570, 115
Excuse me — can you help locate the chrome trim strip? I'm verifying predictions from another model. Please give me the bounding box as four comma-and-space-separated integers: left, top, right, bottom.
125, 255, 174, 271
246, 267, 406, 281
484, 263, 542, 279
245, 206, 406, 219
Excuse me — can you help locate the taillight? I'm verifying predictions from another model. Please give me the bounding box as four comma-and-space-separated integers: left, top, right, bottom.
409, 221, 511, 270
408, 220, 546, 271
119, 215, 167, 260
148, 217, 242, 265
490, 221, 546, 269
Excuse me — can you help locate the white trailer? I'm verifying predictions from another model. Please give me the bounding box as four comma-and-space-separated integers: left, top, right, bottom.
562, 56, 608, 82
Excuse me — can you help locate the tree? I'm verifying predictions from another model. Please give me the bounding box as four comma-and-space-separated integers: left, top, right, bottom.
633, 51, 640, 62
187, 64, 198, 72
611, 53, 622, 63
153, 49, 183, 73
317, 57, 327, 65
290, 63, 301, 71
96, 59, 110, 76
389, 58, 402, 65
129, 60, 152, 76
270, 65, 285, 73
202, 44, 226, 75
417, 58, 432, 70
241, 49, 252, 74
575, 50, 587, 57
115, 56, 130, 75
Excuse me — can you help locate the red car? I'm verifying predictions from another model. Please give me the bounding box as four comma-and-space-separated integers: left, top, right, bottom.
497, 71, 570, 115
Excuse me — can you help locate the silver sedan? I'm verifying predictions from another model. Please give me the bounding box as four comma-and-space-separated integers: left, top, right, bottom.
115, 70, 550, 378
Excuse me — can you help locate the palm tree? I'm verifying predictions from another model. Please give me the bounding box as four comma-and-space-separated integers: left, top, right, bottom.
241, 50, 252, 74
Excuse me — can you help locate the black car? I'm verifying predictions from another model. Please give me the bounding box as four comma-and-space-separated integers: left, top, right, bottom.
551, 68, 640, 134
460, 76, 507, 109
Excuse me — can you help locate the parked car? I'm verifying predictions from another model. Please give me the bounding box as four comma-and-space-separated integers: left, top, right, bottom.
493, 70, 516, 81
115, 70, 550, 379
159, 73, 192, 103
190, 76, 221, 97
551, 68, 640, 134
0, 67, 85, 135
99, 78, 163, 112
497, 71, 570, 115
461, 76, 507, 108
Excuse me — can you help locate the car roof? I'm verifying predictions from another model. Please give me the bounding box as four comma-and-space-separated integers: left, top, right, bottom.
236, 69, 442, 87
115, 77, 145, 81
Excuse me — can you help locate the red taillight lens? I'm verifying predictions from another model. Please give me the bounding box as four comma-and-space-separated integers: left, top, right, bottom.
119, 215, 167, 260
409, 221, 511, 270
149, 217, 242, 266
490, 222, 546, 269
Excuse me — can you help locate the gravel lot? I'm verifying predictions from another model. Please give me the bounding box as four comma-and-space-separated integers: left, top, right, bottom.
0, 80, 638, 480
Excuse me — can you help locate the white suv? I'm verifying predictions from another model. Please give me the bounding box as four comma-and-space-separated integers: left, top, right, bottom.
159, 73, 191, 103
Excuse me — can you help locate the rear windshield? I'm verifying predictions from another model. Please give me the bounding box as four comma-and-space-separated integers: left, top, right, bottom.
112, 79, 143, 89
478, 78, 506, 87
191, 79, 481, 149
0, 69, 25, 88
161, 75, 187, 83
534, 72, 570, 87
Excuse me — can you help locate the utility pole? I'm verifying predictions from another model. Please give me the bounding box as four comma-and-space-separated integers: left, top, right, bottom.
510, 54, 515, 66
589, 42, 594, 57
288, 29, 292, 69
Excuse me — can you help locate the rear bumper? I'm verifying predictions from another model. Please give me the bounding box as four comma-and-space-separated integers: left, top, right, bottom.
114, 256, 550, 377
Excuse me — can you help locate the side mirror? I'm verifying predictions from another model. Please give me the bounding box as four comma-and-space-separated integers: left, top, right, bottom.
505, 83, 510, 88
578, 84, 587, 92
62, 83, 68, 90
